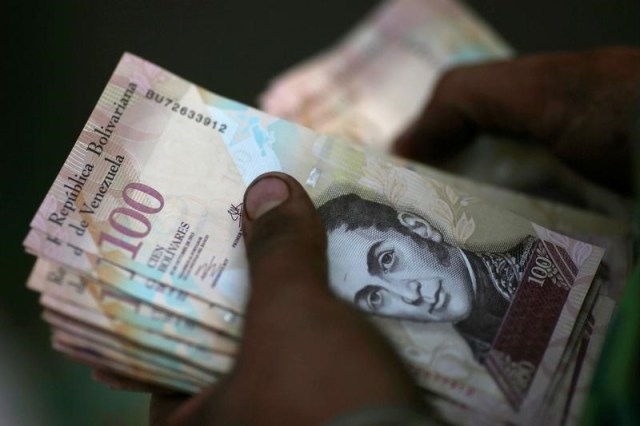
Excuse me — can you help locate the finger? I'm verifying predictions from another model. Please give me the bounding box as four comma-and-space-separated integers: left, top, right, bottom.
393, 56, 550, 163
242, 172, 329, 302
393, 48, 639, 192
150, 382, 223, 426
150, 392, 200, 426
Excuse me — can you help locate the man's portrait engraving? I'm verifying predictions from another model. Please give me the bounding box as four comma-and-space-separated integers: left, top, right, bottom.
317, 193, 537, 362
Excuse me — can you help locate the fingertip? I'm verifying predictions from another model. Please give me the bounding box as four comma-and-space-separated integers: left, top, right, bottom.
241, 172, 328, 292
392, 121, 422, 158
392, 120, 439, 163
242, 172, 322, 245
393, 103, 477, 165
243, 173, 291, 221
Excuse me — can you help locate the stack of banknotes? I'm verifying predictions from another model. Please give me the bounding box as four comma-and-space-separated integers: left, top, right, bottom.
23, 1, 631, 425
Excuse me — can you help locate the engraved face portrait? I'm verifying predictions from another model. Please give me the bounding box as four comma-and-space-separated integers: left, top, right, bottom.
318, 193, 477, 323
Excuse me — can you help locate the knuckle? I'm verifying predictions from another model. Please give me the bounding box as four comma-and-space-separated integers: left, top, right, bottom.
432, 66, 467, 100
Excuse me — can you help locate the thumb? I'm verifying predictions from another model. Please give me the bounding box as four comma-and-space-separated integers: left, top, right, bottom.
242, 172, 330, 304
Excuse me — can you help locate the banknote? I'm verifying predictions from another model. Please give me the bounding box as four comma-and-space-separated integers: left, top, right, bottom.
40, 293, 233, 372
423, 319, 611, 426
45, 310, 213, 386
22, 52, 607, 421
560, 299, 616, 424
28, 257, 240, 351
433, 164, 631, 421
40, 294, 233, 373
41, 294, 233, 375
51, 332, 201, 394
259, 0, 511, 150
25, 237, 244, 336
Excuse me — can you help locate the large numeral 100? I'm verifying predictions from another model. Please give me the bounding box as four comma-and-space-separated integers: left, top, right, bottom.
527, 255, 553, 285
97, 182, 165, 259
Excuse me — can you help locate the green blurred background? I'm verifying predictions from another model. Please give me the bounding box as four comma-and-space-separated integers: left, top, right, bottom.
2, 1, 638, 425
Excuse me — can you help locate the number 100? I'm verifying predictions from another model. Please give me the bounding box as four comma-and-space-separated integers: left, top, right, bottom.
98, 182, 165, 259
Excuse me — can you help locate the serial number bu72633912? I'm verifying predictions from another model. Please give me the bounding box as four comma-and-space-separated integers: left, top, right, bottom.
144, 88, 228, 133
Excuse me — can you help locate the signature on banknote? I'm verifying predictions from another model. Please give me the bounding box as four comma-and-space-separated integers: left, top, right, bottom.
227, 203, 243, 226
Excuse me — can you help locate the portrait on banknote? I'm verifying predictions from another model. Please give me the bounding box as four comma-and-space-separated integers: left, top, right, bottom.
318, 191, 538, 364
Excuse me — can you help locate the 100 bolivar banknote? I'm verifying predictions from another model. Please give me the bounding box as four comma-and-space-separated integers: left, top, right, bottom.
25, 53, 603, 421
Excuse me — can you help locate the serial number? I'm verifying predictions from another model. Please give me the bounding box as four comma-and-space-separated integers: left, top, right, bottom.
145, 88, 227, 133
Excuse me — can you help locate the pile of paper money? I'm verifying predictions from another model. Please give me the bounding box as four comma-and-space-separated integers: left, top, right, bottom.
23, 1, 630, 425
260, 0, 511, 151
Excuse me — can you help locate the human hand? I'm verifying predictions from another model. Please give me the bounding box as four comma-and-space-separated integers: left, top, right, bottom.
393, 47, 640, 194
142, 172, 427, 425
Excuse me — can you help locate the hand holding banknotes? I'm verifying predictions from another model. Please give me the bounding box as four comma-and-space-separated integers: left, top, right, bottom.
22, 0, 635, 423
142, 173, 429, 425
394, 47, 640, 194
83, 47, 639, 425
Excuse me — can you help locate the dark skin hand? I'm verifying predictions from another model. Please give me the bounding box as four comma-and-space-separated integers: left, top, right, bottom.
394, 47, 640, 194
142, 173, 426, 425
